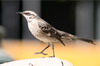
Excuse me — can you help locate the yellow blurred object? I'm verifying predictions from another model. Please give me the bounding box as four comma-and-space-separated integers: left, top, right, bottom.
2, 40, 100, 66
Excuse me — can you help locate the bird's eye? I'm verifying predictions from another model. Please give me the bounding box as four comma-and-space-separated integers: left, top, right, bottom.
24, 12, 31, 16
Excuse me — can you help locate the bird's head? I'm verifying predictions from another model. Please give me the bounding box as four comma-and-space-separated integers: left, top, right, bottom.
18, 10, 38, 20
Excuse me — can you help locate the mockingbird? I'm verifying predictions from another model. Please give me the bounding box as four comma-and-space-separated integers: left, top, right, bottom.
18, 10, 95, 57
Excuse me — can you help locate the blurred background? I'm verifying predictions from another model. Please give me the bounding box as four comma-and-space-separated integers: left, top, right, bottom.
0, 0, 99, 40
0, 0, 100, 66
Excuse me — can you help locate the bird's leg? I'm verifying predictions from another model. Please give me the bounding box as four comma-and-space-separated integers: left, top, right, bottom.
49, 43, 55, 57
51, 43, 55, 57
35, 43, 51, 55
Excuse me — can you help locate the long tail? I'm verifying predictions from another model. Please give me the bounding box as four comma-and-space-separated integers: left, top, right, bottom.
78, 38, 95, 45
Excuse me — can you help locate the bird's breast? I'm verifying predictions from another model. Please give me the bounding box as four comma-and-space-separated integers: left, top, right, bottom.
28, 22, 40, 36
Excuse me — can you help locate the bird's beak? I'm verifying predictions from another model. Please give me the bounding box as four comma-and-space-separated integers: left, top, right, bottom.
16, 12, 23, 14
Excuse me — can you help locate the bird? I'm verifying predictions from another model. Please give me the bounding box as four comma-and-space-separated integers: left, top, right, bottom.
18, 10, 95, 57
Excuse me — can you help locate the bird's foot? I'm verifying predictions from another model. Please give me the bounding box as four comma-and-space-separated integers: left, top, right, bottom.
49, 56, 55, 57
49, 54, 55, 57
34, 52, 48, 55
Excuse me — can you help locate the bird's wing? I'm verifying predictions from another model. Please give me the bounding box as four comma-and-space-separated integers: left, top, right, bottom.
38, 21, 65, 46
57, 30, 75, 40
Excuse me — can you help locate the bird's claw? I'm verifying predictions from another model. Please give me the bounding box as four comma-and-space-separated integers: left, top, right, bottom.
49, 54, 55, 57
34, 52, 48, 55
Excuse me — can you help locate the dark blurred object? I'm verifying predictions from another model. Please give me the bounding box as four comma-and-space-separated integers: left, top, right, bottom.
0, 26, 6, 47
41, 1, 76, 35
0, 26, 14, 64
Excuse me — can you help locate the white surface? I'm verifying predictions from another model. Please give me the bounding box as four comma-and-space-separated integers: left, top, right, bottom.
0, 57, 73, 66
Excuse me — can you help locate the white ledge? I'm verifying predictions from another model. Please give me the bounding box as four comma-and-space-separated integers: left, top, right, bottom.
0, 57, 73, 66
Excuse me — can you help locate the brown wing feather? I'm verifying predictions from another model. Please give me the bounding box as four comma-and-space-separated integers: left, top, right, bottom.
38, 22, 65, 46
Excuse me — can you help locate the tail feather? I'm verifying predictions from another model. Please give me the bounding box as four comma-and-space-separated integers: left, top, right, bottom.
78, 38, 95, 45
